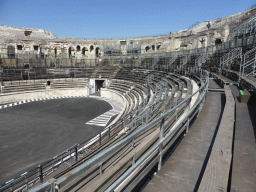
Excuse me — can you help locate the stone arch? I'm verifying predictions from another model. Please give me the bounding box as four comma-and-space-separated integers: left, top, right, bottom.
24, 64, 30, 69
152, 45, 155, 51
17, 45, 23, 50
145, 46, 150, 52
90, 45, 94, 52
7, 45, 15, 58
95, 47, 100, 56
215, 38, 222, 45
82, 47, 89, 55
69, 47, 75, 55
77, 45, 81, 51
157, 45, 161, 50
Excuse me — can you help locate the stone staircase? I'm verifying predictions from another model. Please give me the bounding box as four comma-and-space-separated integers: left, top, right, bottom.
90, 67, 99, 78
109, 67, 120, 79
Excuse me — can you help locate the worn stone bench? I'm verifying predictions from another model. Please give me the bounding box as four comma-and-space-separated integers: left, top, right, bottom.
239, 89, 250, 103
198, 85, 235, 192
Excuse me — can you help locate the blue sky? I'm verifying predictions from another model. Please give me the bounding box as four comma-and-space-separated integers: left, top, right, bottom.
0, 0, 255, 39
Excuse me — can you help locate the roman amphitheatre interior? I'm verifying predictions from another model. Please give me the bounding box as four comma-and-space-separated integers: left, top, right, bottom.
0, 6, 256, 192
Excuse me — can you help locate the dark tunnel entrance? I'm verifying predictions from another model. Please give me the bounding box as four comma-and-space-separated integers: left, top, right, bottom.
215, 38, 222, 45
95, 80, 105, 92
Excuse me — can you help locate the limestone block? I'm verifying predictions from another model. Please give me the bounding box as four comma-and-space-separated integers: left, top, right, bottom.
239, 89, 250, 103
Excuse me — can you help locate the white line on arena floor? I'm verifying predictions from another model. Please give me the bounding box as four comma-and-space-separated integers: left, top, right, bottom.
85, 97, 123, 127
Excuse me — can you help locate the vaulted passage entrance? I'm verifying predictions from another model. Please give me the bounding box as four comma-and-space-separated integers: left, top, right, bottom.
96, 47, 100, 56
69, 47, 75, 55
82, 47, 89, 55
215, 38, 222, 45
95, 80, 105, 92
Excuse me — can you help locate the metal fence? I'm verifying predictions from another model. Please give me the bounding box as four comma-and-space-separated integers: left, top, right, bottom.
0, 70, 174, 191
0, 30, 255, 191
29, 68, 208, 192
0, 33, 255, 68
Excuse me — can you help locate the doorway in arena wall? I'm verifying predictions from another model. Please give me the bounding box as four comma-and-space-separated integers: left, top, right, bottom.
95, 80, 105, 92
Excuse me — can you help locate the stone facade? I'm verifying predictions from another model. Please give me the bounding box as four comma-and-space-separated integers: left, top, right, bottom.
0, 7, 255, 59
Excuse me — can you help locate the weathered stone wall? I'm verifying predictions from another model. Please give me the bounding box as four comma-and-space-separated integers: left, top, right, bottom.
0, 7, 255, 60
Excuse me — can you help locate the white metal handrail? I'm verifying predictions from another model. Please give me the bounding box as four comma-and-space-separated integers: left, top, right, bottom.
106, 70, 209, 192
241, 46, 256, 76
30, 69, 209, 192
220, 47, 242, 70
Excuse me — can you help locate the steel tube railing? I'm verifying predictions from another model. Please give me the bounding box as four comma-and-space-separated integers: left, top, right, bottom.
30, 70, 208, 192
106, 72, 208, 191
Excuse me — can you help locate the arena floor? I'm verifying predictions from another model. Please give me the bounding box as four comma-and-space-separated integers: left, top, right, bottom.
0, 97, 113, 184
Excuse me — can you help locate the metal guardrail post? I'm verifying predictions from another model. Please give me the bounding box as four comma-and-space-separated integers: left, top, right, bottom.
186, 98, 191, 134
25, 174, 28, 190
123, 120, 126, 132
51, 158, 54, 175
132, 152, 136, 166
99, 162, 103, 175
198, 89, 203, 115
75, 146, 78, 161
99, 133, 102, 145
38, 165, 43, 183
158, 118, 165, 171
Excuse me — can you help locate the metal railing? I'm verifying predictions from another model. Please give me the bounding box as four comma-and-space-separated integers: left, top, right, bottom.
0, 34, 255, 71
241, 46, 256, 76
106, 71, 208, 192
232, 13, 256, 39
30, 68, 208, 192
151, 56, 160, 69
167, 54, 178, 69
219, 47, 243, 70
0, 29, 255, 192
0, 72, 170, 192
180, 55, 191, 67
195, 53, 208, 67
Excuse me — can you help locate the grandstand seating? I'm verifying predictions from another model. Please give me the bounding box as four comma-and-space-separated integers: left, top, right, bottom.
1, 12, 256, 192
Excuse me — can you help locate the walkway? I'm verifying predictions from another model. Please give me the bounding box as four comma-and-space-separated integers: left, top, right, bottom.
143, 79, 225, 191
230, 85, 256, 192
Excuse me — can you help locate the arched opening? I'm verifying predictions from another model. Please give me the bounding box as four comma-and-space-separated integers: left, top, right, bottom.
152, 45, 155, 51
215, 38, 222, 45
24, 64, 30, 69
7, 45, 15, 58
77, 45, 81, 51
95, 80, 105, 92
17, 45, 22, 50
24, 30, 32, 36
90, 45, 94, 52
50, 62, 55, 68
55, 47, 57, 55
82, 47, 89, 55
69, 47, 75, 55
96, 47, 100, 56
34, 46, 38, 51
180, 42, 187, 48
157, 45, 161, 50
145, 46, 150, 52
